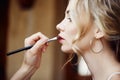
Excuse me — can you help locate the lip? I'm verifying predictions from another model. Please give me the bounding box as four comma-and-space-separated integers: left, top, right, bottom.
57, 35, 65, 43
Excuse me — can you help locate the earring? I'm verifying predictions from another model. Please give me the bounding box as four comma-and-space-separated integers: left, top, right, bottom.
90, 38, 104, 54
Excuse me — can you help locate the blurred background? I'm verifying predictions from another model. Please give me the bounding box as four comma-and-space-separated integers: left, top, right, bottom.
0, 0, 91, 80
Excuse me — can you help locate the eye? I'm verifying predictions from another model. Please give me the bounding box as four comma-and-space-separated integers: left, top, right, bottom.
67, 17, 72, 22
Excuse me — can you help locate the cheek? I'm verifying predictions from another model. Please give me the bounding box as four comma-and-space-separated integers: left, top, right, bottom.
71, 28, 78, 35
66, 26, 78, 42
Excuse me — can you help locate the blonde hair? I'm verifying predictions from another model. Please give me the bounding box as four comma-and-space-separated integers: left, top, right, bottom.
69, 0, 120, 62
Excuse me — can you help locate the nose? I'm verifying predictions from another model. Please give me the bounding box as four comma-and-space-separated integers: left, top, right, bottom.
56, 20, 64, 32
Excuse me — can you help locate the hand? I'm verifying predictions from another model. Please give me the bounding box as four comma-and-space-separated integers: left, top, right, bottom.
23, 32, 48, 69
11, 32, 49, 80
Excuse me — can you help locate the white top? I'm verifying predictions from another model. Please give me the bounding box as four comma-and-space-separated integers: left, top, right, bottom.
92, 72, 120, 80
107, 72, 120, 80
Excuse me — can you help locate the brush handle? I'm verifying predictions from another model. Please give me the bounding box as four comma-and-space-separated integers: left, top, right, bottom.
7, 37, 57, 56
7, 45, 33, 56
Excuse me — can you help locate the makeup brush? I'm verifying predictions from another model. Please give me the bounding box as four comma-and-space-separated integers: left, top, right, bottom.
7, 36, 58, 56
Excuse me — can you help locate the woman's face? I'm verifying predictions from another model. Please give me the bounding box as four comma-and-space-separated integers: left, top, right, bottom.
56, 0, 95, 54
56, 2, 78, 53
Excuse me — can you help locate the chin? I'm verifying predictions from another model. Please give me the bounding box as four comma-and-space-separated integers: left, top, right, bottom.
61, 45, 73, 53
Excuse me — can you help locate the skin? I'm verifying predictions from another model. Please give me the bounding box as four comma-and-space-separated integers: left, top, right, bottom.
11, 0, 120, 80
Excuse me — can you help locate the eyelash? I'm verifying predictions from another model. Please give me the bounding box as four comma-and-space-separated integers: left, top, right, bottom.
67, 17, 72, 22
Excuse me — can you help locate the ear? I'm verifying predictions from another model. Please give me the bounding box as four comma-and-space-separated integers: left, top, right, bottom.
95, 28, 104, 39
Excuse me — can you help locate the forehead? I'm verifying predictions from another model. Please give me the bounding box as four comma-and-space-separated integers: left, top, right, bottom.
65, 0, 79, 17
66, 0, 82, 15
67, 0, 78, 10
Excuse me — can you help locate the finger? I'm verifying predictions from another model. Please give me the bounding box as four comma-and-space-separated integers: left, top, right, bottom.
29, 37, 48, 55
41, 43, 49, 53
24, 32, 48, 47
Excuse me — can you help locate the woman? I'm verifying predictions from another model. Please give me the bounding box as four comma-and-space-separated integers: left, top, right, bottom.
11, 0, 120, 80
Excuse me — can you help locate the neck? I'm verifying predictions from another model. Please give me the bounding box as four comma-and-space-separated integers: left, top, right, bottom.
81, 47, 120, 80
